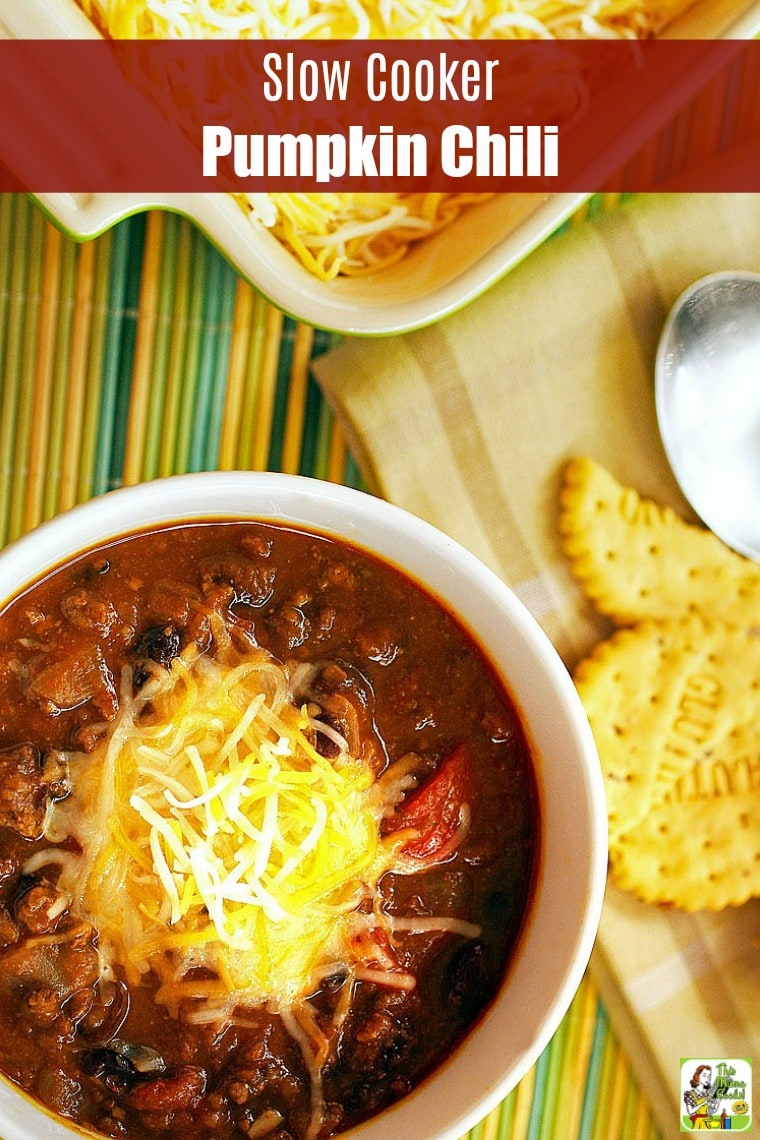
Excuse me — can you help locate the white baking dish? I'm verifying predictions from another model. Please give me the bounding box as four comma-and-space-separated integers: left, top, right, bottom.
1, 0, 759, 335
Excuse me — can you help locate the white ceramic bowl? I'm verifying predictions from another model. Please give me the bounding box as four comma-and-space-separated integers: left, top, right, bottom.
0, 472, 607, 1140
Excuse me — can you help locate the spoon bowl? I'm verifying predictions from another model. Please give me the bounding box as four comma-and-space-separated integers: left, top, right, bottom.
655, 270, 760, 561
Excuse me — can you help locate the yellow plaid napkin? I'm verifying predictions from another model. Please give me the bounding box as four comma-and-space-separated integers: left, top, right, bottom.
312, 193, 760, 1136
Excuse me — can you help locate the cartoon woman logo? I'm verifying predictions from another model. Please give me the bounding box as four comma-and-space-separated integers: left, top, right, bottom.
683, 1065, 722, 1130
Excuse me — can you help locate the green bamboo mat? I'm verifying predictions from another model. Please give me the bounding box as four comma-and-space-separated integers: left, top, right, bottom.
0, 193, 662, 1140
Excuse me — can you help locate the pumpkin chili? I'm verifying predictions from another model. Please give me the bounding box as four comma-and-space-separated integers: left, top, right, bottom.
0, 520, 539, 1140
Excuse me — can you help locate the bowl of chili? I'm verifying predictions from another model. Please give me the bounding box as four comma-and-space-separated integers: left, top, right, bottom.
0, 472, 606, 1140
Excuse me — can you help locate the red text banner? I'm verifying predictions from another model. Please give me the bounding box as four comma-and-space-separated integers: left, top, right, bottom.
0, 38, 759, 193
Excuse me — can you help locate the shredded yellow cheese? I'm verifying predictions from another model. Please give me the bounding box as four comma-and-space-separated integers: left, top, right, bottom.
78, 0, 694, 43
42, 646, 406, 1013
75, 0, 697, 279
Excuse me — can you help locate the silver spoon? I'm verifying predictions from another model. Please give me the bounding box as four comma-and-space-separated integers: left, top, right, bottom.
655, 270, 760, 561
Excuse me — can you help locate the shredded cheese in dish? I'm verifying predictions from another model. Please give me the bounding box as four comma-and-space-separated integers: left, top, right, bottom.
76, 0, 696, 279
78, 0, 695, 43
39, 643, 434, 1017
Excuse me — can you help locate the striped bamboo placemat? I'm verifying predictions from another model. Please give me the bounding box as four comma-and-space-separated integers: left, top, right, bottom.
0, 192, 662, 1140
0, 195, 359, 544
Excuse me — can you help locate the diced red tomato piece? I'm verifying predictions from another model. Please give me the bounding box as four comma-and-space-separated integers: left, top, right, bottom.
128, 1066, 206, 1113
392, 744, 475, 862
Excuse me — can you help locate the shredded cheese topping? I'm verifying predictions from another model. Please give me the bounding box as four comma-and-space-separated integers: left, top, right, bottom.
29, 629, 482, 1138
75, 0, 696, 279
29, 622, 485, 1139
41, 644, 414, 1015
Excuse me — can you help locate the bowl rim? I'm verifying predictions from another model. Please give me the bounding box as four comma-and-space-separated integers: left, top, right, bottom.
0, 471, 607, 1140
